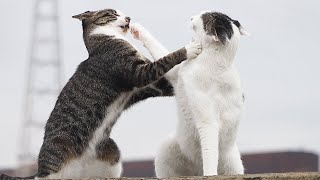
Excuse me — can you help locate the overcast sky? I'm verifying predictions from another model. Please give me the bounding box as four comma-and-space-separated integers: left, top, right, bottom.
0, 0, 320, 169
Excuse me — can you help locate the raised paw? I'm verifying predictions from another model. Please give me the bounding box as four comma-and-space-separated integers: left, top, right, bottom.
185, 42, 202, 59
130, 23, 150, 42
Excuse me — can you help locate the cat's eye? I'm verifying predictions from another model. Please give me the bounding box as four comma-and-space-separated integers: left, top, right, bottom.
94, 17, 109, 25
192, 25, 197, 31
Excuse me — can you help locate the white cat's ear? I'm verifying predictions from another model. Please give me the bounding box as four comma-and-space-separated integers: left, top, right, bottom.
239, 27, 250, 36
212, 29, 220, 42
205, 21, 230, 44
212, 36, 220, 42
212, 28, 231, 44
72, 11, 93, 21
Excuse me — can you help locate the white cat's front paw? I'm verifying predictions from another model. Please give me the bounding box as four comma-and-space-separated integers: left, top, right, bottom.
130, 23, 150, 43
185, 42, 202, 59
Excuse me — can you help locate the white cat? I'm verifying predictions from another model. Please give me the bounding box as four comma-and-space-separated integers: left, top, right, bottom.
131, 11, 248, 177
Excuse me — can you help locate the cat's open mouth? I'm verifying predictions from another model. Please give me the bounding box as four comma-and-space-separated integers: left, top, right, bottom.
119, 23, 130, 32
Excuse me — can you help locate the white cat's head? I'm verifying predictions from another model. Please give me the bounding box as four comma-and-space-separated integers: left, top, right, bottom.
73, 9, 131, 37
190, 11, 248, 47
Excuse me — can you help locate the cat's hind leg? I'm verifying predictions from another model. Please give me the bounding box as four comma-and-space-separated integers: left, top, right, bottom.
75, 158, 122, 178
45, 156, 122, 179
35, 134, 83, 179
155, 136, 197, 178
43, 137, 122, 179
90, 137, 122, 177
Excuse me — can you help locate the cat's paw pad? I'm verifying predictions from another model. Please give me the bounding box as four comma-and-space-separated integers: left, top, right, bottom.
130, 23, 150, 42
185, 42, 202, 59
130, 24, 141, 39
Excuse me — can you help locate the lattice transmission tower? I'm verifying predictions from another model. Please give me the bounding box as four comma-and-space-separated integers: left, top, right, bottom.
17, 0, 63, 175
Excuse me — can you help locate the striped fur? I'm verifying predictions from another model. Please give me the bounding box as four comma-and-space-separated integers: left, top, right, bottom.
0, 9, 196, 179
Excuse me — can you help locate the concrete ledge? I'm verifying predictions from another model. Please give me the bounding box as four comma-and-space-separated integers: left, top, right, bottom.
103, 172, 320, 180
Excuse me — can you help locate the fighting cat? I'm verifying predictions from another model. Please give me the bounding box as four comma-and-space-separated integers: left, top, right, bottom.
131, 11, 248, 177
0, 9, 202, 180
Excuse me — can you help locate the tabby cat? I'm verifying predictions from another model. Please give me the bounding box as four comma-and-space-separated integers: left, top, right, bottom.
0, 9, 202, 179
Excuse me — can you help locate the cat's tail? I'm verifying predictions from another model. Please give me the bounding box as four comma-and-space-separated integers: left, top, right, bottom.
0, 173, 36, 180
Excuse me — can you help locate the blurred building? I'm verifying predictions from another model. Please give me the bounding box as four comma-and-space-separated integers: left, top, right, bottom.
0, 151, 318, 177
242, 152, 318, 174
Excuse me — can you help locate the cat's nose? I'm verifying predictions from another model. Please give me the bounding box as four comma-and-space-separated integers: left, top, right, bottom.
125, 17, 131, 23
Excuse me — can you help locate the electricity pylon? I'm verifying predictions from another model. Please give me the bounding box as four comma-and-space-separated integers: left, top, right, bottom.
17, 0, 63, 176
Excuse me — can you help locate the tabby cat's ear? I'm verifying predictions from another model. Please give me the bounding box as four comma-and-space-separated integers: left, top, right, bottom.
72, 11, 94, 21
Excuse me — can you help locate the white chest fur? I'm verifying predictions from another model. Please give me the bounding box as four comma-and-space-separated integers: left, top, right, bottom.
87, 92, 132, 155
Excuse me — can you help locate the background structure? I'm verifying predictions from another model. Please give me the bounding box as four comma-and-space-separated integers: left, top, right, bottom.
18, 0, 63, 175
0, 0, 319, 175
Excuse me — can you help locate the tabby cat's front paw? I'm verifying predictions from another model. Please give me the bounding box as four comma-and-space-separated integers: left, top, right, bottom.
130, 23, 150, 43
185, 42, 202, 59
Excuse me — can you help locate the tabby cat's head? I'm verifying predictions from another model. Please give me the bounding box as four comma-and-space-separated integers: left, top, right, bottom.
72, 9, 131, 36
191, 11, 249, 46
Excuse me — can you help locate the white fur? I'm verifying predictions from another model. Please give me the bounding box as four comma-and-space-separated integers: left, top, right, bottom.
90, 10, 129, 40
43, 158, 122, 179
91, 25, 127, 40
131, 12, 245, 177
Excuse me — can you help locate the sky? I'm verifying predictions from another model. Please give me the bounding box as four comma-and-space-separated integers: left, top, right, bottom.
0, 0, 320, 169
